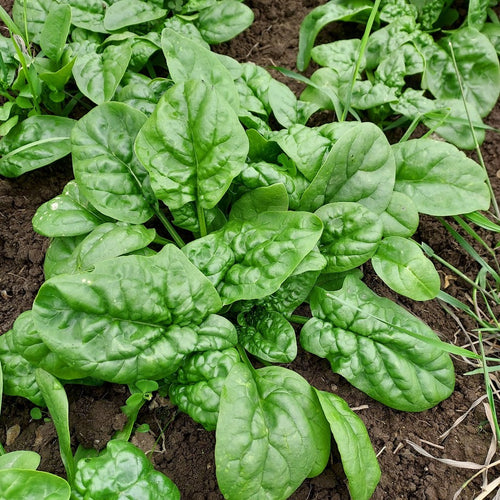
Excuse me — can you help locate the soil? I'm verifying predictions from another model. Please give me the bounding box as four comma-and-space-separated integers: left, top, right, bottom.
1, 0, 500, 499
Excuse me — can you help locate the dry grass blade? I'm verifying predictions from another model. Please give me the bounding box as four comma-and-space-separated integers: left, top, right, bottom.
440, 394, 489, 441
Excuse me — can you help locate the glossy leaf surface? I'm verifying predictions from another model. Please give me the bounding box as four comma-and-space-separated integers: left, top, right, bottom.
301, 276, 455, 411
0, 469, 70, 500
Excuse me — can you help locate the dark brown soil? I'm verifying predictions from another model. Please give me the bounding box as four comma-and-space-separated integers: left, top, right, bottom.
1, 0, 500, 499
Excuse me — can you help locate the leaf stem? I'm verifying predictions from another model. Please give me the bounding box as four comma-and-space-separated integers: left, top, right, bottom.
197, 202, 207, 237
154, 207, 185, 248
290, 314, 309, 325
237, 344, 257, 375
341, 0, 381, 122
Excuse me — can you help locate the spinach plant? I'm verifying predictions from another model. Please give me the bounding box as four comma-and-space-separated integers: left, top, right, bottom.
295, 0, 500, 149
0, 20, 494, 500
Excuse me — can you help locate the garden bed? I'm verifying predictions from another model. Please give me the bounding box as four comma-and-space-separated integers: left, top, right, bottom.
1, 0, 499, 498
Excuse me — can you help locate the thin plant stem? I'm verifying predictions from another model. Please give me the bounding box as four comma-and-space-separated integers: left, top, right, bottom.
290, 314, 309, 325
237, 344, 257, 375
197, 202, 207, 237
154, 207, 185, 248
341, 0, 381, 122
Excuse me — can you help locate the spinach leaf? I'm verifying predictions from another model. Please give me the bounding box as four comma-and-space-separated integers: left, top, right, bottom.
315, 202, 383, 272
229, 184, 289, 221
297, 0, 373, 71
103, 0, 167, 31
380, 191, 419, 238
135, 79, 248, 210
300, 122, 395, 214
196, 0, 254, 44
12, 0, 55, 43
0, 451, 40, 471
371, 236, 441, 300
393, 139, 491, 215
72, 440, 180, 499
72, 102, 156, 224
32, 245, 236, 384
71, 41, 132, 104
215, 364, 331, 500
169, 348, 240, 430
237, 308, 297, 363
182, 211, 323, 304
0, 116, 75, 178
0, 469, 71, 500
301, 276, 455, 411
423, 27, 500, 117
0, 328, 43, 406
316, 390, 380, 500
161, 29, 239, 111
33, 181, 109, 238
61, 0, 110, 33
40, 4, 72, 63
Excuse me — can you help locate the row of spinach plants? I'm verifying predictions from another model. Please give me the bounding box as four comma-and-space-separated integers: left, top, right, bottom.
0, 0, 498, 499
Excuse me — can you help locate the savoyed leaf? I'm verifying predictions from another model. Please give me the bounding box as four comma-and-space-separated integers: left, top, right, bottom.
315, 202, 383, 272
316, 390, 380, 500
238, 308, 297, 363
0, 116, 74, 178
297, 0, 372, 71
72, 440, 180, 500
393, 139, 490, 215
300, 122, 395, 214
135, 79, 248, 210
0, 470, 70, 500
215, 364, 331, 500
229, 184, 289, 221
32, 245, 236, 384
301, 276, 455, 411
169, 348, 240, 430
161, 29, 239, 111
371, 236, 440, 301
196, 0, 254, 44
183, 211, 323, 304
60, 0, 110, 33
72, 102, 156, 224
72, 42, 131, 104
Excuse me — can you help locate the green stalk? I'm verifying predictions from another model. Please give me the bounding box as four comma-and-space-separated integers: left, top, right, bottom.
448, 42, 500, 219
237, 344, 257, 376
154, 207, 185, 248
0, 6, 23, 36
197, 202, 207, 237
153, 234, 173, 246
290, 314, 309, 325
341, 0, 381, 122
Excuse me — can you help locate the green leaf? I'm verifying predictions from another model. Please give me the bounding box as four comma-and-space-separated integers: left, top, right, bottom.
44, 236, 85, 279
72, 102, 155, 224
0, 451, 40, 471
12, 0, 56, 43
393, 139, 491, 215
301, 277, 455, 411
423, 27, 500, 117
196, 0, 254, 43
468, 0, 488, 29
161, 29, 239, 111
72, 42, 131, 104
315, 202, 383, 273
183, 211, 323, 304
0, 34, 19, 88
40, 4, 71, 62
135, 79, 248, 210
215, 364, 331, 500
60, 0, 109, 33
32, 245, 236, 384
312, 38, 364, 75
229, 184, 289, 221
35, 369, 75, 485
0, 116, 75, 178
238, 308, 297, 363
316, 390, 380, 500
297, 0, 372, 71
0, 329, 44, 406
380, 191, 419, 238
103, 0, 167, 31
300, 122, 395, 214
169, 348, 240, 430
0, 470, 70, 500
46, 223, 156, 275
72, 440, 180, 500
33, 181, 108, 237
371, 236, 440, 300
